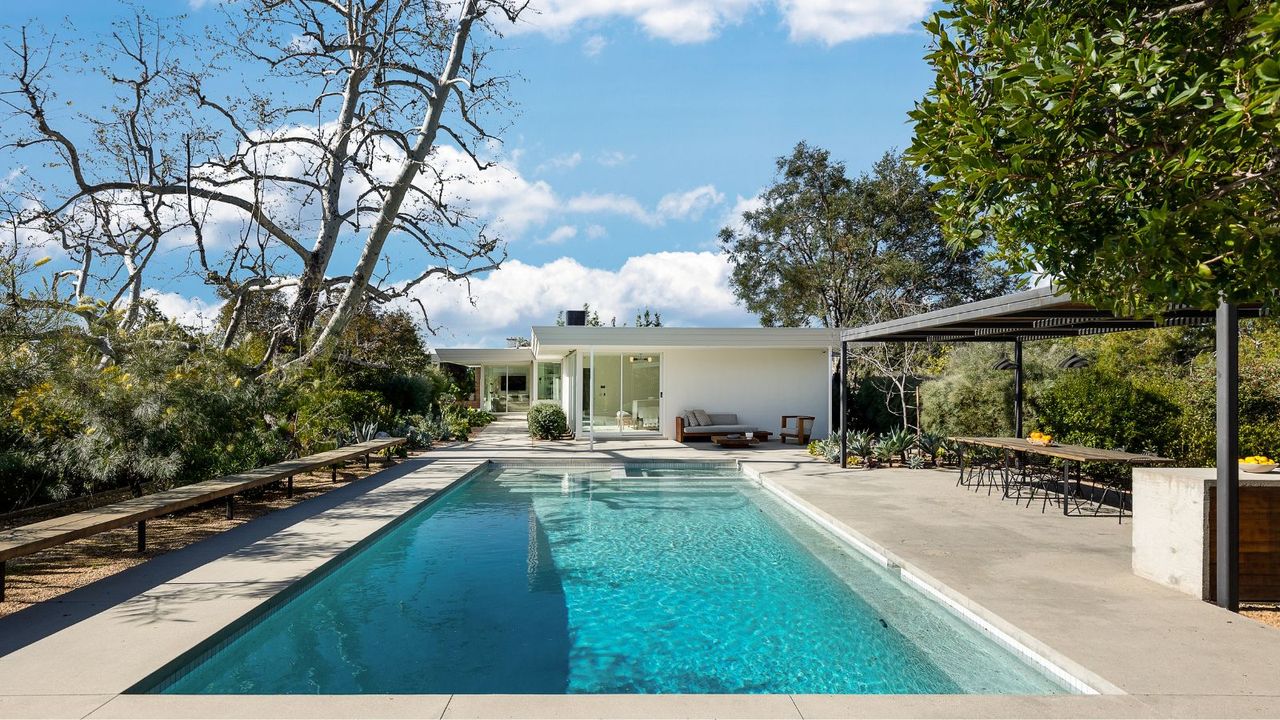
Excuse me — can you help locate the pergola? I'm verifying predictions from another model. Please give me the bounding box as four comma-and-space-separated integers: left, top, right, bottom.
837, 285, 1269, 611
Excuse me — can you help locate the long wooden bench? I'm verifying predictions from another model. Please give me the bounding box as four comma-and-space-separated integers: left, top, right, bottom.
0, 437, 405, 601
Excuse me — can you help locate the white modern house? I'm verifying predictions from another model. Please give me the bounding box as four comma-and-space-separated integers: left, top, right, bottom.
433, 324, 840, 441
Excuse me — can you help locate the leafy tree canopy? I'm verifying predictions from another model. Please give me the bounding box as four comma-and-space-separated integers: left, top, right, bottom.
719, 143, 1013, 329
910, 0, 1280, 314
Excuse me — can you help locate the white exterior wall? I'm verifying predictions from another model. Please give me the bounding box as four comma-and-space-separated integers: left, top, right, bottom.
659, 348, 831, 440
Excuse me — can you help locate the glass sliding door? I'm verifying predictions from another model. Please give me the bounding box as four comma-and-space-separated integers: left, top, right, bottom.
482, 364, 531, 413
535, 362, 561, 404
622, 354, 661, 431
589, 353, 622, 432
584, 353, 661, 435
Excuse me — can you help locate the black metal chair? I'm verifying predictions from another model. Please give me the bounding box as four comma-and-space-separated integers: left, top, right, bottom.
957, 444, 1007, 495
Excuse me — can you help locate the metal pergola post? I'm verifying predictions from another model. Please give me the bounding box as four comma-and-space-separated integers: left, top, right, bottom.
1215, 300, 1239, 611
1013, 338, 1024, 438
839, 341, 848, 468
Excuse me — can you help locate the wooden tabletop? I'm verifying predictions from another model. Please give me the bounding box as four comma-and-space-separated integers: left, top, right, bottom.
951, 436, 1174, 465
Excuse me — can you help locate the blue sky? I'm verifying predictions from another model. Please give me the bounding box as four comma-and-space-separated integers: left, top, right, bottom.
5, 1, 938, 346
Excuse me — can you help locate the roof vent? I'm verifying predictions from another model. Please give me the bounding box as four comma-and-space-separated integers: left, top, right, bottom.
564, 309, 587, 326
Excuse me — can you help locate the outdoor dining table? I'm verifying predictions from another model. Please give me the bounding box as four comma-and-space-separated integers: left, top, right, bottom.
950, 436, 1174, 518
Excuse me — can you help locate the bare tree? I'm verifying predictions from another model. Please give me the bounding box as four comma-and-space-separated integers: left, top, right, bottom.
2, 0, 526, 369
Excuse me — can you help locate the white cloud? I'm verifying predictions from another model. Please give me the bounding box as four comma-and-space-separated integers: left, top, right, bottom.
565, 192, 654, 224
537, 225, 579, 245
566, 186, 723, 226
537, 151, 583, 172
516, 1, 930, 45
721, 193, 764, 233
407, 251, 753, 346
656, 184, 725, 221
520, 0, 759, 43
597, 150, 635, 167
583, 34, 608, 57
143, 290, 225, 330
585, 224, 608, 239
778, 0, 932, 45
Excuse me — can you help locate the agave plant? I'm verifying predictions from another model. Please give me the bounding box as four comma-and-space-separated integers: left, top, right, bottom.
821, 437, 843, 464
343, 421, 381, 445
879, 428, 915, 467
917, 432, 946, 467
872, 439, 896, 467
847, 430, 875, 459
940, 437, 962, 466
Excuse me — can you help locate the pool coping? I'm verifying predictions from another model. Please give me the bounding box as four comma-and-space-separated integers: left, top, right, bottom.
0, 449, 1249, 719
740, 462, 1122, 696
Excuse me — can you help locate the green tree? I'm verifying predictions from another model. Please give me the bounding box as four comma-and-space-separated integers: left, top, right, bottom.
634, 309, 663, 327
720, 144, 1014, 428
720, 144, 1011, 329
910, 0, 1280, 313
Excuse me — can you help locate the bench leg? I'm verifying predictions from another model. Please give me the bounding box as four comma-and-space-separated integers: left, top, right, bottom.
137, 520, 147, 553
1, 560, 6, 603
331, 464, 337, 483
287, 475, 293, 498
226, 496, 235, 520
363, 453, 370, 469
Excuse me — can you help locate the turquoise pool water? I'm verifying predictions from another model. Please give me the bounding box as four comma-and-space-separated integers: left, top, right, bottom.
147, 465, 1071, 695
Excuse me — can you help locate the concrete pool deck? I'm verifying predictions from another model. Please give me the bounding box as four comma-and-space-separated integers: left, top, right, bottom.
1, 415, 1279, 718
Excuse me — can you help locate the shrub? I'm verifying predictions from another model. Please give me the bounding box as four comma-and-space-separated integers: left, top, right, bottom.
394, 413, 448, 450
528, 403, 569, 440
1035, 367, 1179, 457
448, 418, 471, 441
291, 381, 386, 453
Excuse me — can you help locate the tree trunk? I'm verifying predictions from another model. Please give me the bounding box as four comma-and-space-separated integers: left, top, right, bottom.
284, 0, 480, 370
287, 65, 367, 349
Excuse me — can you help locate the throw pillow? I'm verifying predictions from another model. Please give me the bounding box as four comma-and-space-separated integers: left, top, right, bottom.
692, 409, 713, 427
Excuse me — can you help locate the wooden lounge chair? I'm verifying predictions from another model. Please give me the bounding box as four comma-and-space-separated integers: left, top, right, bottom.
780, 415, 816, 445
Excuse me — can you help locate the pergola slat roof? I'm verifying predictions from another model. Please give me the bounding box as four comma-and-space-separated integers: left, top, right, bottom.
841, 285, 1268, 344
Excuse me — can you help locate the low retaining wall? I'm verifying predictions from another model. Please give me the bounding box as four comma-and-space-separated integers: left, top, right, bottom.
1132, 467, 1280, 602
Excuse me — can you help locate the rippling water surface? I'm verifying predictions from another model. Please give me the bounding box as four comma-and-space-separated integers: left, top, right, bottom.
152, 465, 1068, 694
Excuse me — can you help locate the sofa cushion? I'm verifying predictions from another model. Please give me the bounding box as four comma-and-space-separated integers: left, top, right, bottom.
687, 424, 756, 435
707, 413, 738, 425
692, 409, 713, 426
683, 410, 701, 427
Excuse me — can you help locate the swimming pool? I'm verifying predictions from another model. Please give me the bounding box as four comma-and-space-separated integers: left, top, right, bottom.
144, 463, 1074, 695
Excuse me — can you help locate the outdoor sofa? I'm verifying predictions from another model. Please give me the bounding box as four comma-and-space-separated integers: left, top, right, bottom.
675, 410, 758, 442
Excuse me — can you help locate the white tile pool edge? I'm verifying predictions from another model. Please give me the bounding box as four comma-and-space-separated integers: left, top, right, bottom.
740, 462, 1123, 697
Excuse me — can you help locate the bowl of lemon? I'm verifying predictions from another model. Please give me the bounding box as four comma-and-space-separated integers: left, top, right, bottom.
1028, 431, 1055, 446
1239, 456, 1277, 474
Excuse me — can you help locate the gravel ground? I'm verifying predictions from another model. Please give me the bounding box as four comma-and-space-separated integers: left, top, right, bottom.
1243, 606, 1280, 630
0, 452, 427, 619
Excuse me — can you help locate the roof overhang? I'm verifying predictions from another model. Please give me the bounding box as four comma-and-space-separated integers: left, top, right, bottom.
842, 286, 1269, 344
529, 326, 840, 357
431, 347, 534, 366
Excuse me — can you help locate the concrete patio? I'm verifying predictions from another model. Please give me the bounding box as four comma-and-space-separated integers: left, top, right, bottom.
1, 414, 1278, 718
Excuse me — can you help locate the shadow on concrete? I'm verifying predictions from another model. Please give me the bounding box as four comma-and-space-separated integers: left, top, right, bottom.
0, 457, 438, 658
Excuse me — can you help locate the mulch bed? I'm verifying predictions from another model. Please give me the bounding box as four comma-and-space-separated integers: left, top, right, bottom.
0, 452, 429, 619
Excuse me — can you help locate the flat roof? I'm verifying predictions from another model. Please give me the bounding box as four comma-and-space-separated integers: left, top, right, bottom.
842, 286, 1269, 344
530, 326, 840, 356
432, 348, 533, 366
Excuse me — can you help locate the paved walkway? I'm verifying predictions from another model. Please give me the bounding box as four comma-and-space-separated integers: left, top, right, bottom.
1, 415, 1278, 718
